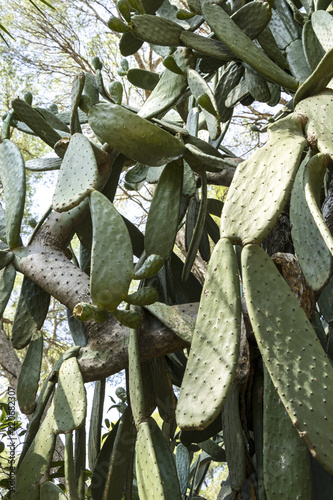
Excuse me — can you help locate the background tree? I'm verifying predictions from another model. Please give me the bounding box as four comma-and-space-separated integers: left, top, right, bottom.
1, 0, 333, 499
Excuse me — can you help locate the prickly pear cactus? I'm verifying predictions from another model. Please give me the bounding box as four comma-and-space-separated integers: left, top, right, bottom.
5, 0, 333, 497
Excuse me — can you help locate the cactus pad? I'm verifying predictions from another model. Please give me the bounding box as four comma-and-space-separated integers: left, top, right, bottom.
17, 330, 43, 415
88, 102, 185, 166
54, 357, 87, 433
295, 91, 333, 160
221, 113, 306, 245
136, 417, 182, 499
13, 403, 57, 500
0, 139, 25, 248
131, 14, 184, 46
242, 244, 333, 474
145, 160, 183, 260
138, 65, 187, 120
52, 134, 99, 212
263, 367, 312, 499
11, 98, 62, 148
0, 264, 16, 318
290, 153, 333, 291
176, 238, 241, 430
11, 277, 50, 349
126, 286, 158, 306
202, 2, 298, 91
90, 191, 133, 311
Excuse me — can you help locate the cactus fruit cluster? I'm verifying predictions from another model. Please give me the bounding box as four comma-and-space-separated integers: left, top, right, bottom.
3, 0, 333, 498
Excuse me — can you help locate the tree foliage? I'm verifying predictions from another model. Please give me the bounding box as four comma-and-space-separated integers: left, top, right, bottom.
1, 0, 333, 499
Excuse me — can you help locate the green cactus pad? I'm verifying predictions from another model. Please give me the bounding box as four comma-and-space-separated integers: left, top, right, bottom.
222, 383, 247, 492
125, 163, 148, 186
318, 276, 333, 324
257, 26, 289, 69
34, 106, 70, 134
0, 203, 6, 243
91, 417, 120, 499
162, 55, 184, 75
0, 250, 13, 270
185, 196, 200, 252
245, 67, 271, 103
17, 330, 43, 415
11, 98, 62, 148
98, 406, 136, 500
18, 347, 80, 466
25, 156, 62, 171
136, 417, 182, 499
0, 264, 16, 318
180, 412, 222, 446
176, 238, 241, 430
128, 0, 145, 13
182, 172, 207, 282
187, 68, 220, 140
88, 379, 105, 472
108, 15, 130, 32
126, 286, 158, 306
40, 481, 68, 499
119, 31, 144, 56
67, 308, 88, 345
11, 277, 50, 349
269, 0, 301, 50
70, 71, 85, 134
117, 0, 132, 23
142, 0, 164, 14
199, 438, 226, 463
221, 113, 306, 245
127, 68, 159, 90
150, 356, 176, 423
88, 102, 185, 166
108, 80, 123, 104
286, 39, 311, 84
64, 433, 78, 499
128, 326, 150, 426
138, 67, 187, 120
176, 443, 191, 497
180, 31, 235, 61
302, 20, 325, 74
145, 160, 183, 260
224, 77, 250, 108
52, 134, 99, 212
112, 307, 142, 328
290, 153, 333, 291
242, 244, 333, 475
54, 357, 87, 433
295, 91, 333, 159
131, 14, 184, 46
0, 139, 25, 248
311, 10, 333, 54
202, 2, 298, 91
263, 367, 312, 499
294, 48, 333, 106
145, 302, 194, 345
90, 191, 133, 311
215, 62, 244, 123
134, 254, 164, 279
13, 402, 57, 500
231, 0, 271, 39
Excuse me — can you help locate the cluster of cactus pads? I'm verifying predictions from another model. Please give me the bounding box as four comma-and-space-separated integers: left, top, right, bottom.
3, 0, 333, 498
